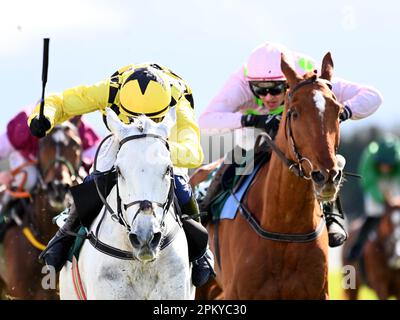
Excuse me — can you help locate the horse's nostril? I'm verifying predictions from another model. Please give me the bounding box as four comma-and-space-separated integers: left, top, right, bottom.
129, 233, 141, 248
150, 232, 162, 248
311, 171, 326, 184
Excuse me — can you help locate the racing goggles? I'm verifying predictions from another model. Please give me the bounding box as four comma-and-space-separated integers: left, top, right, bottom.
250, 81, 287, 97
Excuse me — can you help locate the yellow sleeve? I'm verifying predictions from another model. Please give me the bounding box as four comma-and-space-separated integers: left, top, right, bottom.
28, 79, 110, 131
169, 97, 204, 168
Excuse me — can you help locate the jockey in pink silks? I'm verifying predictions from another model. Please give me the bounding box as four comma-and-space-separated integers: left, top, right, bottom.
198, 41, 383, 248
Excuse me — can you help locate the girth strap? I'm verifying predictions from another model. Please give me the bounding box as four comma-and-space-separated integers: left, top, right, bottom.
233, 191, 326, 242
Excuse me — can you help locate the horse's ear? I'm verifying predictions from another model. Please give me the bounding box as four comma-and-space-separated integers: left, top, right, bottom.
157, 107, 176, 139
281, 53, 301, 88
105, 108, 124, 140
320, 52, 334, 81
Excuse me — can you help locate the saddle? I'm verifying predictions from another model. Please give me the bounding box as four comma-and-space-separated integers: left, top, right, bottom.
201, 143, 271, 223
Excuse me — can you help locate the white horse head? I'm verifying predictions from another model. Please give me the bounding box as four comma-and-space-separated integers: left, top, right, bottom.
105, 107, 176, 262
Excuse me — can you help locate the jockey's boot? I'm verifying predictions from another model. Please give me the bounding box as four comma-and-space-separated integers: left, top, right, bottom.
181, 195, 216, 287
323, 202, 348, 247
346, 216, 380, 261
38, 203, 80, 271
323, 154, 348, 247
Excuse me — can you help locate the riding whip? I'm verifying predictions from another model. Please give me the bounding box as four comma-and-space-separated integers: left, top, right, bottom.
39, 38, 50, 120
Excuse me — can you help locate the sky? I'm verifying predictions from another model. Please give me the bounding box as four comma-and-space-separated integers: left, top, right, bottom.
1, 0, 399, 138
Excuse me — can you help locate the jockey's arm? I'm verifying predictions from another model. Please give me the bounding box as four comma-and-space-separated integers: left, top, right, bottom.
331, 77, 383, 120
169, 98, 204, 169
27, 79, 110, 134
198, 67, 253, 134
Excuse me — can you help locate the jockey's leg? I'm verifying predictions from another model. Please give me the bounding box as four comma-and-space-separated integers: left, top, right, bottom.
174, 174, 216, 287
38, 171, 117, 271
38, 202, 80, 271
39, 136, 119, 271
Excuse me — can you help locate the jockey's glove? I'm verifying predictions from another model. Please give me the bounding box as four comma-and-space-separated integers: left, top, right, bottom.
241, 114, 281, 134
29, 115, 51, 138
339, 105, 352, 123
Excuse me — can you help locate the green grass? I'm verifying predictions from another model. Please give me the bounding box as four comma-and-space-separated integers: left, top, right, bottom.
329, 269, 378, 300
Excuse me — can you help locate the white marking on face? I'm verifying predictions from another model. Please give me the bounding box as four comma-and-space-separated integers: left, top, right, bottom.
313, 90, 326, 119
52, 130, 66, 144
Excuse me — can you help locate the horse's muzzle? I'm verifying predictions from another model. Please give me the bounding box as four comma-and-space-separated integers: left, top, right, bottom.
129, 231, 162, 262
312, 169, 342, 202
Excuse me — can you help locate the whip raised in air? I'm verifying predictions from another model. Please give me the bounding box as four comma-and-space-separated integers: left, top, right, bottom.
39, 38, 50, 120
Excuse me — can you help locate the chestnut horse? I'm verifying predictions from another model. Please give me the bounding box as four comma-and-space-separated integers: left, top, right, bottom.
200, 53, 344, 299
0, 122, 83, 299
343, 198, 400, 300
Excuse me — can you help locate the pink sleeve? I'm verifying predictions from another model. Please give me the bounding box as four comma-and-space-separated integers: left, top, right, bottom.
332, 77, 383, 120
78, 119, 101, 151
199, 66, 256, 134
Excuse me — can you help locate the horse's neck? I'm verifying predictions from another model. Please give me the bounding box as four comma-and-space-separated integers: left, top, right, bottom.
250, 138, 320, 233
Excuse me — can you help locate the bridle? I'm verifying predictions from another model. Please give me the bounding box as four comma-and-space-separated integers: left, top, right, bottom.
86, 132, 179, 260
39, 126, 82, 186
93, 133, 175, 233
262, 76, 336, 180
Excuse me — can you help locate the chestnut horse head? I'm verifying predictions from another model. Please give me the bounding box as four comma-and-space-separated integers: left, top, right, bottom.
38, 121, 82, 211
279, 52, 344, 202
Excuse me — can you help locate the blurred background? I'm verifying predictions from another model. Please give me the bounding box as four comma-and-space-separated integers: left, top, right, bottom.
1, 0, 399, 299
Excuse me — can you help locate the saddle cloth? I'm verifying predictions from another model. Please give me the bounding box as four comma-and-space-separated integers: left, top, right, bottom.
219, 161, 264, 220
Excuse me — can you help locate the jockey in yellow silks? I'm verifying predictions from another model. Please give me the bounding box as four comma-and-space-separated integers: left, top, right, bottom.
28, 63, 214, 287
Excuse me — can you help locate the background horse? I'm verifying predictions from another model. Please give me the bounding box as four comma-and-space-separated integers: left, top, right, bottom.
342, 197, 400, 299
60, 108, 194, 300
0, 122, 83, 299
201, 53, 343, 299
